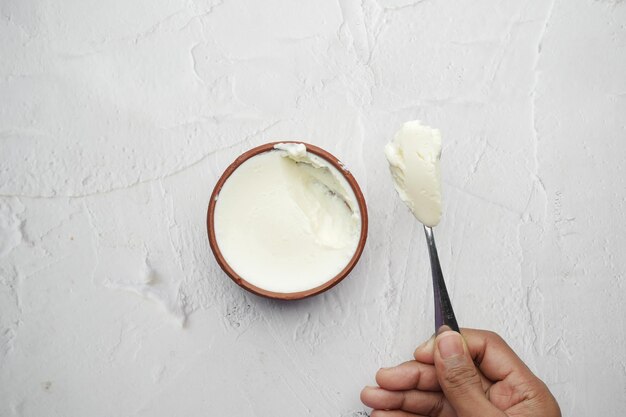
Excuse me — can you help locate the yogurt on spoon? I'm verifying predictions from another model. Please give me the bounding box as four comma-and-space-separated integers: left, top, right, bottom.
384, 120, 442, 226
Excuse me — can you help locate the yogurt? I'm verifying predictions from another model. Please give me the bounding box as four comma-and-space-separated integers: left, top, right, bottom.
213, 143, 361, 294
385, 121, 442, 227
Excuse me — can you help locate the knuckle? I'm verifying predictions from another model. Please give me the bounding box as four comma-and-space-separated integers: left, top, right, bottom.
483, 330, 507, 347
399, 391, 409, 410
484, 330, 501, 341
428, 395, 446, 417
443, 365, 479, 389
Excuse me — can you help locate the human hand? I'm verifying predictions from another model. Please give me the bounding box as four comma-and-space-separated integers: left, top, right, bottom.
361, 328, 561, 417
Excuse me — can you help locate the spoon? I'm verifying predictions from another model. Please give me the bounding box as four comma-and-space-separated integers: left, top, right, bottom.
423, 225, 459, 332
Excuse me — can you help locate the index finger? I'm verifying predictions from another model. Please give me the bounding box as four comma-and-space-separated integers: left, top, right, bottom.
460, 328, 536, 383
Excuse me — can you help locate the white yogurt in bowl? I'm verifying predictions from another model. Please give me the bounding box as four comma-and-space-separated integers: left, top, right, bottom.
207, 142, 367, 299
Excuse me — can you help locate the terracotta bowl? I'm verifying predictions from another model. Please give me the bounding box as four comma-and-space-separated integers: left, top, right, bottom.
207, 141, 368, 300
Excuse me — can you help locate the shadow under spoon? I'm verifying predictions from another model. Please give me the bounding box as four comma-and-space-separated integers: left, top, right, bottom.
423, 225, 460, 333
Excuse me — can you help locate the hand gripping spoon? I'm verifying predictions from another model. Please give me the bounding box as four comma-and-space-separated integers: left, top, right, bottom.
423, 225, 459, 332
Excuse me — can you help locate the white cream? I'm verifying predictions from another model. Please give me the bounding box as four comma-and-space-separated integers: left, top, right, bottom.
213, 144, 361, 293
385, 121, 443, 227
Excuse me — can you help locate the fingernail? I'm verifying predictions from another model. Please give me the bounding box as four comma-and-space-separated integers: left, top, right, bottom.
437, 331, 464, 359
436, 325, 452, 336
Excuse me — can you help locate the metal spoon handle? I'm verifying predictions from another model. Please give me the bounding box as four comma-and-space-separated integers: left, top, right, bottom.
423, 226, 459, 333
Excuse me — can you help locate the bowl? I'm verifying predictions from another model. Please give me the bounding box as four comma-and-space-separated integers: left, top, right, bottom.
207, 141, 368, 300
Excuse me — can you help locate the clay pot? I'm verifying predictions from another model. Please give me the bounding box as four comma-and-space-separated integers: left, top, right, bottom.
207, 141, 368, 300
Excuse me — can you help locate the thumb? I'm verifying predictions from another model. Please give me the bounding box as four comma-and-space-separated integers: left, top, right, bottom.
434, 330, 503, 417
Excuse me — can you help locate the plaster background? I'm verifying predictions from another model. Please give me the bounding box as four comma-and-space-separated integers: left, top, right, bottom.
1, 0, 625, 416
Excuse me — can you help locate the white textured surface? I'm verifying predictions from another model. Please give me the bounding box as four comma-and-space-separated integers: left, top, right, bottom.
1, 0, 625, 416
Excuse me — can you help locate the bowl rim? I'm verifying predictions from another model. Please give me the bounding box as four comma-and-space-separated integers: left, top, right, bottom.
206, 141, 368, 300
